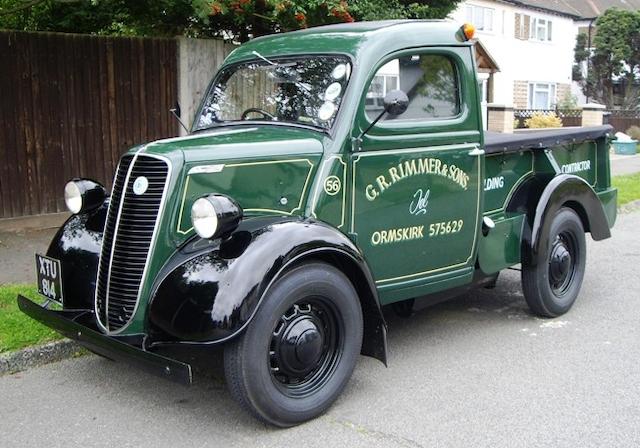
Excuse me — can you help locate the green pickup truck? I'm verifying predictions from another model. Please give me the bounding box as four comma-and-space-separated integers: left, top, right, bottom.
19, 20, 617, 426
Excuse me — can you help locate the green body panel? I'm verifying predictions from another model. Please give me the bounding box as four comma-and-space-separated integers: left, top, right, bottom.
378, 268, 474, 303
595, 136, 612, 189
91, 21, 615, 335
351, 144, 481, 291
483, 151, 534, 215
551, 141, 597, 186
598, 188, 618, 228
168, 128, 325, 236
478, 213, 525, 274
177, 158, 317, 234
309, 154, 349, 230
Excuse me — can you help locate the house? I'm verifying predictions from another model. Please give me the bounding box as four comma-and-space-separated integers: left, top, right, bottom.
449, 1, 578, 111
449, 0, 640, 112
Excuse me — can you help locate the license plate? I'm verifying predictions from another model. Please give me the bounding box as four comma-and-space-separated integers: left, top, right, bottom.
35, 254, 63, 305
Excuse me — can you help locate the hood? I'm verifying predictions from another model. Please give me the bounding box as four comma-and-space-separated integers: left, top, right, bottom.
139, 125, 325, 242
141, 125, 325, 163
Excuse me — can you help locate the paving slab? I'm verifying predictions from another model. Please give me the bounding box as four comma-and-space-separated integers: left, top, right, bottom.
610, 153, 640, 176
0, 228, 57, 284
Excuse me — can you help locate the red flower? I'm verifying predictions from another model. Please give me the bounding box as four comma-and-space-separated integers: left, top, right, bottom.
295, 12, 306, 22
229, 1, 244, 13
331, 7, 353, 22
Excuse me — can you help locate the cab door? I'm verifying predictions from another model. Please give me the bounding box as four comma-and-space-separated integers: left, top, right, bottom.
350, 47, 483, 302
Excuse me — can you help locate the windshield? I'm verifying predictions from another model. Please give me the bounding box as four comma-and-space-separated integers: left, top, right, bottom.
195, 55, 352, 131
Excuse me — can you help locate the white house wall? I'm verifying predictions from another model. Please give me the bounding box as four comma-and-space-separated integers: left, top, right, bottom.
449, 0, 577, 108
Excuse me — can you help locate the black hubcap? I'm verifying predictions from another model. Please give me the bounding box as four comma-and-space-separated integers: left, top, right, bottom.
548, 232, 577, 296
269, 301, 342, 397
278, 312, 325, 377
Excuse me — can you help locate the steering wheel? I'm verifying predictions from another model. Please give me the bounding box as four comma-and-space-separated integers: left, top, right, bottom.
241, 108, 275, 121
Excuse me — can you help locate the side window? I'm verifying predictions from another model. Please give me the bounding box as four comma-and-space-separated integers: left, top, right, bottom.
365, 54, 460, 123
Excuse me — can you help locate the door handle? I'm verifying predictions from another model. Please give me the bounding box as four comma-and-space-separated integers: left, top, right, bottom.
468, 147, 485, 156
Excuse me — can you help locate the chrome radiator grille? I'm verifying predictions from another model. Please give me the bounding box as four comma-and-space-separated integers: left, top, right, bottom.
95, 153, 169, 332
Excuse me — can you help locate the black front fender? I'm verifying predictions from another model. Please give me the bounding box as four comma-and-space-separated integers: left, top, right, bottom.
148, 217, 387, 364
46, 202, 108, 309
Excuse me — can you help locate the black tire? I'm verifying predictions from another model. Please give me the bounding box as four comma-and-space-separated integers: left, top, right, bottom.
223, 262, 363, 427
522, 207, 586, 317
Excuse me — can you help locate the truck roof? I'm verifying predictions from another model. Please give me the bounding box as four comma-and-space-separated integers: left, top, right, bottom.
224, 20, 471, 66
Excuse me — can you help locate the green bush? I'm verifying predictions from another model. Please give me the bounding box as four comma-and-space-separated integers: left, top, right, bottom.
625, 126, 640, 141
524, 112, 563, 129
556, 92, 578, 109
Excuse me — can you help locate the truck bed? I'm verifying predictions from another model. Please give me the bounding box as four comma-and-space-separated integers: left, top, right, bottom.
484, 125, 613, 155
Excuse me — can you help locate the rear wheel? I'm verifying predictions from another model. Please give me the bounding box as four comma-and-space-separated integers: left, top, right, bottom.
522, 207, 586, 317
224, 262, 363, 427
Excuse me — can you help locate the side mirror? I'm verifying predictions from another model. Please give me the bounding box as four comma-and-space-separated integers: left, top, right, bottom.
383, 90, 409, 116
356, 89, 410, 144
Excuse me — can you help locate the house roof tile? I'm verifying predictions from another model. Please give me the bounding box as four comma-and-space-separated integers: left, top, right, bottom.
502, 0, 640, 19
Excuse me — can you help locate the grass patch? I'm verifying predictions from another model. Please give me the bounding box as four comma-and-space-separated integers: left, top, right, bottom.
0, 284, 62, 354
613, 172, 640, 206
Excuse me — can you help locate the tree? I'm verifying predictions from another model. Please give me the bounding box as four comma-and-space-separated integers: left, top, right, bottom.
0, 0, 463, 40
0, 0, 212, 36
195, 0, 463, 42
574, 8, 640, 109
572, 32, 588, 82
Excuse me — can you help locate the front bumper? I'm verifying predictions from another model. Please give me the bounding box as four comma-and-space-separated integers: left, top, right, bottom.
17, 295, 192, 385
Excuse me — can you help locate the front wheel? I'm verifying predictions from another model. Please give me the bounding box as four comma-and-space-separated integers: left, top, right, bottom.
224, 262, 363, 427
522, 207, 586, 317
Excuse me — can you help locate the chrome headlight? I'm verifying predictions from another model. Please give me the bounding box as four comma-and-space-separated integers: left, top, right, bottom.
64, 179, 107, 214
191, 194, 242, 239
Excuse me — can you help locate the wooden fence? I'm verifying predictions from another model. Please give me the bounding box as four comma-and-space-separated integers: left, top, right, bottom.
0, 31, 179, 219
605, 110, 640, 134
514, 109, 582, 129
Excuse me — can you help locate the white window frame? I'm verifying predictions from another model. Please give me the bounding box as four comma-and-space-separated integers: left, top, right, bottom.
465, 4, 494, 32
365, 74, 400, 110
366, 74, 399, 99
529, 17, 553, 41
527, 82, 557, 109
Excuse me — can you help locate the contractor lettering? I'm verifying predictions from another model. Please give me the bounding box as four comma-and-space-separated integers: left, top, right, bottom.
371, 225, 424, 246
561, 160, 591, 174
366, 157, 470, 201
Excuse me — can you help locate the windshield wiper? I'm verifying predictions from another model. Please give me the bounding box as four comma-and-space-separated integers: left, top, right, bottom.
252, 51, 277, 66
251, 51, 311, 93
194, 120, 328, 135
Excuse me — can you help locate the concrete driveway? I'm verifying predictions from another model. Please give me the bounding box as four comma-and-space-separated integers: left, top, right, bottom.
1, 211, 639, 447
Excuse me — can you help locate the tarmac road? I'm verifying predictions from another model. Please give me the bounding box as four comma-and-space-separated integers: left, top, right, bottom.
1, 210, 639, 447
